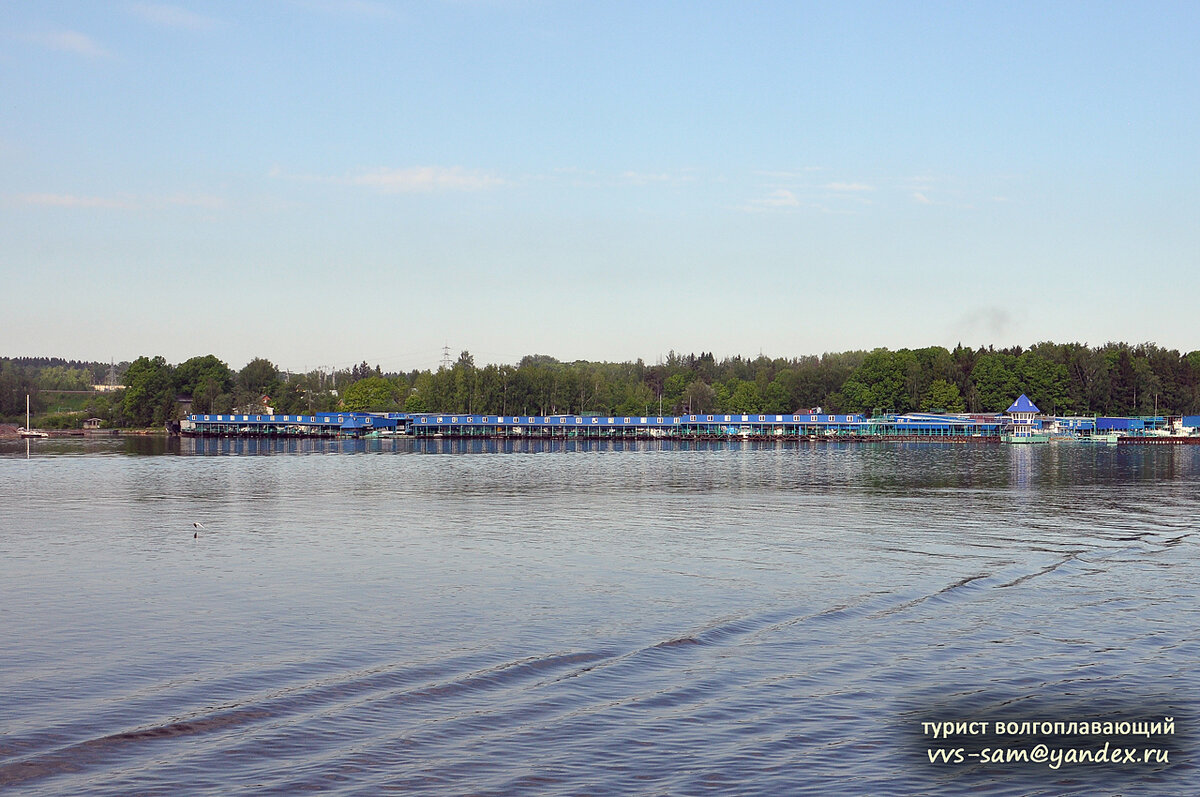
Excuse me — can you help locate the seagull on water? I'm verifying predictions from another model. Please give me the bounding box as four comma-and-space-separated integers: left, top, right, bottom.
193, 521, 206, 538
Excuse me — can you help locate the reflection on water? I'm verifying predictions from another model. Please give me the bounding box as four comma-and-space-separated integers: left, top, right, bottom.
1, 440, 1197, 795
3, 434, 181, 457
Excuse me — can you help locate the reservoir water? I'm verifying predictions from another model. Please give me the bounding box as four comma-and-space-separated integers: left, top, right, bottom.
1, 438, 1197, 795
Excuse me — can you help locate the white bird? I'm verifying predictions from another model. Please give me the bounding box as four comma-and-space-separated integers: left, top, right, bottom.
193, 522, 206, 529
193, 521, 206, 539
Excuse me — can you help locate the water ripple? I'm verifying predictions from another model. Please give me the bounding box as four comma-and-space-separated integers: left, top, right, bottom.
2, 440, 1198, 795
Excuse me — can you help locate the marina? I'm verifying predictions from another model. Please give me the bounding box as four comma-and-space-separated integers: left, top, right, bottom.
179, 396, 1200, 444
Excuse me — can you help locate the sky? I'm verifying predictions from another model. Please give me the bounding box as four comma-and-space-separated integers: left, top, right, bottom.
2, 1, 1198, 373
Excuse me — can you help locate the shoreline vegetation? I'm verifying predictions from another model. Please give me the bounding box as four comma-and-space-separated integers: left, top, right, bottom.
4, 342, 1200, 432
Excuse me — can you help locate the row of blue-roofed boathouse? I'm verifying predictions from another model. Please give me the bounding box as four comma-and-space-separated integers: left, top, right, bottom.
405, 412, 881, 439
180, 411, 397, 437
182, 399, 1200, 441
182, 411, 991, 439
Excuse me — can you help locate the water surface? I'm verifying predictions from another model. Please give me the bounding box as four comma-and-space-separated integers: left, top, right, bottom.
1, 439, 1197, 794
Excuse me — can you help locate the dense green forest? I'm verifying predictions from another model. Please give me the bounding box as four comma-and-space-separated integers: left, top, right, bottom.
4, 342, 1200, 428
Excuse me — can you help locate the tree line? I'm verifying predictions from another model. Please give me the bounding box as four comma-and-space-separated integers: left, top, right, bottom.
4, 341, 1200, 427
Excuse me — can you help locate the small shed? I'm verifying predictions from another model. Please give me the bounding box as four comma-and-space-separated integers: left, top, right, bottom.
83, 418, 104, 430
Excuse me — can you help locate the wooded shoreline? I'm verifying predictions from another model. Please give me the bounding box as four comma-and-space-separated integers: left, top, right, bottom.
5, 341, 1200, 430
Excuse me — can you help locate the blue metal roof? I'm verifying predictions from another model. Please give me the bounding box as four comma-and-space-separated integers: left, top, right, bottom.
189, 412, 381, 427
892, 413, 1000, 428
1097, 417, 1143, 431
1006, 394, 1039, 414
409, 413, 867, 427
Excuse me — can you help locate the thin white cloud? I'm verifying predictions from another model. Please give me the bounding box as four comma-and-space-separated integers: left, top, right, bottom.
16, 193, 132, 209
29, 31, 111, 58
533, 167, 698, 189
824, 182, 874, 192
620, 171, 673, 185
128, 3, 219, 30
746, 189, 801, 210
912, 192, 933, 205
617, 170, 698, 186
269, 164, 503, 192
292, 0, 401, 19
347, 166, 504, 192
904, 175, 952, 196
754, 168, 824, 179
161, 193, 225, 209
13, 191, 225, 210
549, 166, 598, 184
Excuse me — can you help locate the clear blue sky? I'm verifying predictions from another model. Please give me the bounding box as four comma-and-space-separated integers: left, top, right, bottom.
3, 1, 1198, 373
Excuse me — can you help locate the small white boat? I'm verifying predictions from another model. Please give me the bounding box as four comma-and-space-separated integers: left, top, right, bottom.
18, 395, 49, 438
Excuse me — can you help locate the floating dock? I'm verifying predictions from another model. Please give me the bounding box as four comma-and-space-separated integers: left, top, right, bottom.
181, 410, 1197, 442
181, 412, 398, 438
182, 411, 1005, 440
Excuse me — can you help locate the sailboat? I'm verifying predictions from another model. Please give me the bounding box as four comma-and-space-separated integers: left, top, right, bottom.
18, 395, 49, 438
